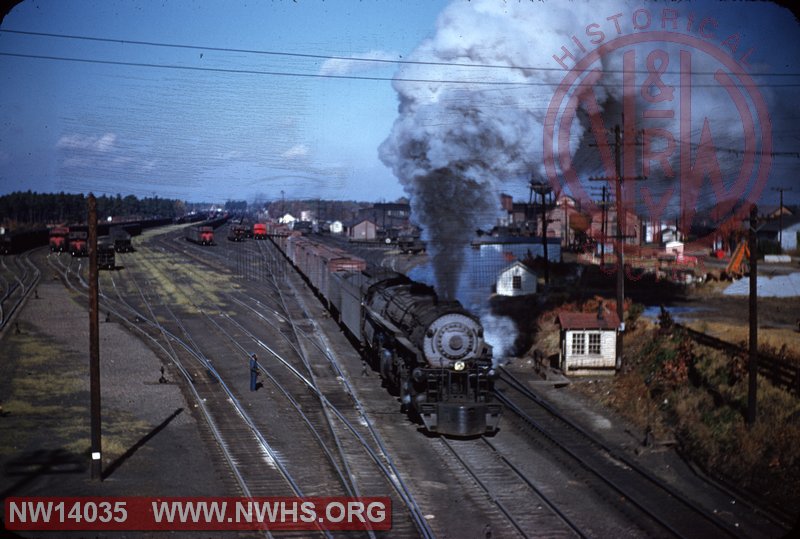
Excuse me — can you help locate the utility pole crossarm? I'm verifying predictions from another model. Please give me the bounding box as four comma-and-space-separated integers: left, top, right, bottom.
588, 123, 647, 373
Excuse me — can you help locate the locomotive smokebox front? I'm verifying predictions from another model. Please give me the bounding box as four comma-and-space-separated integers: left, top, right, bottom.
423, 313, 483, 368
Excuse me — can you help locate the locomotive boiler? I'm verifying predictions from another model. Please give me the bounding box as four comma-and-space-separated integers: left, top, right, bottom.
330, 266, 501, 437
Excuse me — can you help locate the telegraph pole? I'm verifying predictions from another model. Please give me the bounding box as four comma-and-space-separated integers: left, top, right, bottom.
88, 194, 102, 480
747, 205, 759, 426
600, 185, 607, 266
589, 124, 646, 372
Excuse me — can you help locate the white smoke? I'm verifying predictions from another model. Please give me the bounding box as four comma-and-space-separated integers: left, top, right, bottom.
480, 312, 517, 365
379, 0, 628, 298
380, 0, 775, 292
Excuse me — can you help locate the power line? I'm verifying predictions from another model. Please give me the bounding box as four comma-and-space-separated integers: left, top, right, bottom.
4, 50, 800, 89
0, 51, 521, 85
2, 28, 800, 78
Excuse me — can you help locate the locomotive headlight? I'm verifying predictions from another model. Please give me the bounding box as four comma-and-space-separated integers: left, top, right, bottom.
453, 360, 466, 371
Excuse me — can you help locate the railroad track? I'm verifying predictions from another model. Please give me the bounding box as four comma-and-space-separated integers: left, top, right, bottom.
0, 250, 42, 332
495, 368, 791, 538
52, 228, 433, 538
434, 435, 584, 538
168, 230, 435, 536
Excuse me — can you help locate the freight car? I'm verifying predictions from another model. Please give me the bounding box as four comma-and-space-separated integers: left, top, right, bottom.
185, 225, 215, 245
98, 237, 116, 269
227, 224, 246, 242
0, 228, 49, 254
274, 233, 502, 437
109, 227, 133, 253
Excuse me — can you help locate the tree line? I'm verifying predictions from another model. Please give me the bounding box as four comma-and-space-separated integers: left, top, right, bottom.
0, 191, 188, 229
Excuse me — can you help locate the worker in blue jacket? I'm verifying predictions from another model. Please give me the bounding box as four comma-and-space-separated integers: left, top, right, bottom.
249, 353, 260, 391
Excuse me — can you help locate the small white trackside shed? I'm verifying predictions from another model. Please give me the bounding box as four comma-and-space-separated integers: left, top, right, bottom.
557, 311, 620, 375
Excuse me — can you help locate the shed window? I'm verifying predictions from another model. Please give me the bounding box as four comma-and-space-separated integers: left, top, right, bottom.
588, 333, 601, 355
571, 333, 585, 355
512, 275, 522, 289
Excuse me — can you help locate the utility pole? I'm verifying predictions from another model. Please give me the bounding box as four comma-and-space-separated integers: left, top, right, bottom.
88, 194, 102, 480
563, 192, 569, 250
747, 204, 759, 426
771, 187, 792, 250
589, 124, 646, 372
600, 185, 607, 266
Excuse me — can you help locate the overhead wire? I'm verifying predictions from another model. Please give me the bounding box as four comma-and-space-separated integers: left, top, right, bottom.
3, 28, 800, 77
1, 28, 800, 87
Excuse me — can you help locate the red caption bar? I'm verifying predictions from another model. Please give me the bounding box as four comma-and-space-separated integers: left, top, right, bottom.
4, 496, 392, 531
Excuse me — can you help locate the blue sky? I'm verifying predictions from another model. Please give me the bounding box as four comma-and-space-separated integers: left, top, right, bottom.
0, 0, 798, 208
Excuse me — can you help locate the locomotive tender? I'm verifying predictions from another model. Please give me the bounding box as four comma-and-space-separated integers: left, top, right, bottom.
273, 231, 501, 436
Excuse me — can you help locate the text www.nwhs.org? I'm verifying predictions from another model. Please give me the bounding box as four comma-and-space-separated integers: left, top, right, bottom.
5, 497, 392, 531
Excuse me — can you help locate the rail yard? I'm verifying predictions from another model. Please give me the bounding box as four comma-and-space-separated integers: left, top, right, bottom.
0, 221, 794, 538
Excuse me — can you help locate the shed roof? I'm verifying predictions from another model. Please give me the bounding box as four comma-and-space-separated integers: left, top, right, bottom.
557, 311, 620, 330
499, 260, 537, 276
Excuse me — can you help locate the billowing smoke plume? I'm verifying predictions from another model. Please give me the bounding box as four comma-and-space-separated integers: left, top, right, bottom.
381, 0, 775, 296
379, 0, 627, 297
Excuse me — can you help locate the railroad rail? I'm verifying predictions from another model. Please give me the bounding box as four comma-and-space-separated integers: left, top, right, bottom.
48, 253, 296, 539
495, 368, 789, 538
0, 251, 41, 332
436, 436, 584, 538
113, 229, 431, 537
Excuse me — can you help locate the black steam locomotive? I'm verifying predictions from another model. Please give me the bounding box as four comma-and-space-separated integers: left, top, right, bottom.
276, 233, 502, 436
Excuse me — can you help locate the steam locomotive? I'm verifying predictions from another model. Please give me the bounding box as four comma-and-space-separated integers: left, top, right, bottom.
273, 231, 502, 436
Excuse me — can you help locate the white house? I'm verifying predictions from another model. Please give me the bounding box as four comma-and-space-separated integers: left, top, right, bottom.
329, 220, 344, 234
780, 221, 800, 251
496, 261, 537, 297
557, 310, 620, 375
279, 213, 296, 225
